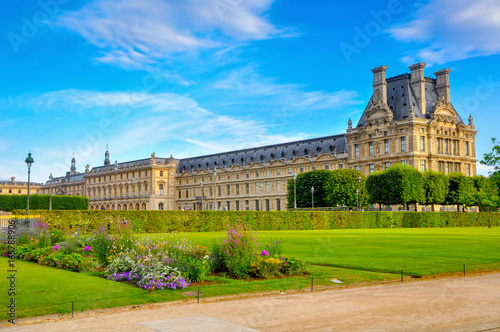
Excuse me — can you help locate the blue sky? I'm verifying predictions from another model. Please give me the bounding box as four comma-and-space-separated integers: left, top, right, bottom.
1, 0, 499, 183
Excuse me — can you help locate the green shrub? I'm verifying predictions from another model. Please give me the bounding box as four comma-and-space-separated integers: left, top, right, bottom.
0, 195, 88, 212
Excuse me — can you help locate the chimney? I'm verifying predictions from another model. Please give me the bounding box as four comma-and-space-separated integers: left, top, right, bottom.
434, 68, 451, 103
371, 66, 388, 104
409, 62, 426, 114
11, 177, 15, 183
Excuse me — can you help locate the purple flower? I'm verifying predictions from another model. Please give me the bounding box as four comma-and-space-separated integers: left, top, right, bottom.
52, 245, 60, 250
84, 245, 91, 252
261, 250, 270, 257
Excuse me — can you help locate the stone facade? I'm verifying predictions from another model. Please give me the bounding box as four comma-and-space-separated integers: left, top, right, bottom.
42, 63, 476, 211
0, 177, 43, 195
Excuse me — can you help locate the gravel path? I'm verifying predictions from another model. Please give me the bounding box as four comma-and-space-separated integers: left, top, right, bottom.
3, 273, 500, 331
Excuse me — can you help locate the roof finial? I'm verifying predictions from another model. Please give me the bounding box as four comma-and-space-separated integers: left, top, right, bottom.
348, 118, 353, 130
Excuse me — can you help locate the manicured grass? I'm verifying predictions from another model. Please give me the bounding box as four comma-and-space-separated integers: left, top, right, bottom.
3, 227, 499, 321
155, 227, 500, 277
0, 258, 393, 321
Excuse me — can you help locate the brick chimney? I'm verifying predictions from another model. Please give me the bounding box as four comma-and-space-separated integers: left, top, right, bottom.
434, 68, 451, 103
11, 177, 15, 183
371, 65, 388, 104
409, 62, 426, 114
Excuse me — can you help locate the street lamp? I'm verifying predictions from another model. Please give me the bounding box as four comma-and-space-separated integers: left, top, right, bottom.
25, 152, 34, 217
293, 172, 297, 209
213, 167, 218, 210
356, 189, 359, 212
311, 186, 315, 209
200, 180, 204, 211
113, 161, 118, 211
358, 176, 362, 211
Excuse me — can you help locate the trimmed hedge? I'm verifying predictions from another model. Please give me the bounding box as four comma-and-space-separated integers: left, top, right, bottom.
1, 195, 88, 212
11, 210, 500, 233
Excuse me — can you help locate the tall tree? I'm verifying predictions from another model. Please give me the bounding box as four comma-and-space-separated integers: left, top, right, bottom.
422, 170, 449, 208
445, 173, 476, 212
480, 137, 500, 175
324, 169, 365, 210
286, 170, 332, 208
365, 171, 386, 210
383, 164, 425, 209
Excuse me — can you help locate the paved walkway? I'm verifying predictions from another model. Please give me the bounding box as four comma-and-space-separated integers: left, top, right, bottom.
3, 273, 500, 331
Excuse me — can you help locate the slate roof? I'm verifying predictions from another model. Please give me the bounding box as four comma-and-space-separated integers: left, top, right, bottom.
90, 158, 154, 173
356, 74, 463, 127
177, 134, 347, 173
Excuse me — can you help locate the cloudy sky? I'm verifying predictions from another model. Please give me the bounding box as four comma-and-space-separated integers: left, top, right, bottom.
1, 0, 499, 182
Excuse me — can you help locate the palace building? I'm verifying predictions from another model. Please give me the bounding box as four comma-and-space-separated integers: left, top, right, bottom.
42, 63, 477, 211
0, 177, 43, 196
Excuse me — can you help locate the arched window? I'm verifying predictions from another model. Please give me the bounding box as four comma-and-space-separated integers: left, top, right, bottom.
159, 203, 164, 210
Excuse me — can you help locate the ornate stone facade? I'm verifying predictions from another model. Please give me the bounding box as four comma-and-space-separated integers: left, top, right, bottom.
42, 63, 476, 211
0, 177, 43, 195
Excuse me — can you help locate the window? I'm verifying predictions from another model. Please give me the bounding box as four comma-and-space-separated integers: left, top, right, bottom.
236, 201, 240, 211
445, 163, 449, 174
444, 139, 449, 154
256, 200, 260, 211
18, 189, 21, 194
236, 173, 239, 179
385, 162, 390, 170
277, 199, 281, 211
277, 169, 280, 175
325, 163, 329, 170
185, 188, 189, 198
178, 189, 181, 198
288, 167, 292, 174
210, 186, 213, 197
369, 164, 374, 174
401, 137, 406, 152
385, 139, 389, 154
209, 202, 213, 210
465, 142, 470, 156
453, 140, 457, 155
420, 137, 425, 151
218, 185, 221, 196
236, 184, 240, 195
266, 170, 270, 176
467, 164, 471, 176
277, 180, 281, 193
227, 184, 230, 195
384, 131, 388, 136
369, 142, 374, 156
421, 160, 426, 172
339, 162, 343, 169
369, 134, 373, 139
438, 162, 442, 172
158, 184, 164, 195
437, 138, 441, 153
266, 199, 270, 211
400, 128, 405, 133
355, 166, 360, 171
402, 160, 407, 165
246, 183, 249, 195
178, 204, 181, 210
256, 182, 260, 194
300, 166, 304, 173
266, 181, 270, 193
256, 171, 259, 177
312, 165, 316, 171
454, 163, 458, 173
246, 172, 250, 178
245, 200, 249, 211
355, 144, 359, 158
355, 136, 359, 141
227, 174, 230, 180
420, 128, 424, 133
218, 175, 221, 181
226, 201, 230, 211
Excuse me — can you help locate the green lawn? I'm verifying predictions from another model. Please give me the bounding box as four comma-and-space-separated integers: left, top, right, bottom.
2, 227, 499, 321
157, 227, 500, 276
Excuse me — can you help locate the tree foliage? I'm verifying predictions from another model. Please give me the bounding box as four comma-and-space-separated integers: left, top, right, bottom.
422, 171, 449, 205
383, 164, 425, 207
286, 170, 332, 208
480, 137, 500, 175
324, 169, 366, 209
445, 173, 476, 211
365, 171, 386, 209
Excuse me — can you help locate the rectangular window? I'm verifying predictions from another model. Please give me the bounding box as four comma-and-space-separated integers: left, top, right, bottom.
218, 175, 221, 181
339, 162, 343, 169
369, 164, 374, 174
402, 160, 407, 165
384, 131, 388, 136
256, 182, 260, 194
209, 202, 213, 210
277, 180, 281, 193
385, 162, 390, 170
246, 172, 249, 178
256, 200, 260, 211
236, 184, 240, 195
312, 165, 316, 171
465, 142, 470, 156
236, 201, 240, 211
266, 181, 270, 194
421, 160, 426, 172
385, 139, 389, 154
325, 163, 329, 170
236, 173, 240, 179
227, 184, 230, 196
245, 200, 249, 211
401, 137, 406, 152
453, 140, 457, 155
400, 128, 405, 133
277, 168, 280, 175
454, 163, 458, 173
266, 169, 270, 176
288, 167, 292, 174
178, 204, 181, 210
355, 166, 360, 171
300, 166, 304, 173
438, 162, 442, 172
369, 142, 374, 156
218, 202, 221, 210
227, 174, 230, 180
185, 189, 189, 198
355, 144, 359, 158
210, 187, 213, 197
266, 199, 270, 211
277, 199, 281, 211
227, 201, 230, 211
444, 139, 449, 154
218, 185, 221, 196
420, 137, 425, 151
246, 183, 249, 195
467, 164, 471, 176
193, 188, 196, 196
445, 163, 449, 174
437, 138, 441, 153
256, 171, 259, 177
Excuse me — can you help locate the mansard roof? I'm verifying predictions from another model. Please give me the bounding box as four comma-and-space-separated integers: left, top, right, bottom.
45, 171, 84, 185
177, 134, 347, 173
356, 73, 464, 127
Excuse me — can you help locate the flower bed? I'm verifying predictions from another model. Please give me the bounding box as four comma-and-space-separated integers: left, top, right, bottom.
1, 219, 306, 292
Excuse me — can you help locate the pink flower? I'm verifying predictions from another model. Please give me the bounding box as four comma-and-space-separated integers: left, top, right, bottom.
52, 245, 59, 250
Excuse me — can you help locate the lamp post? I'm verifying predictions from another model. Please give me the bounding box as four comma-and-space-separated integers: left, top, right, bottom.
213, 167, 218, 210
293, 172, 297, 209
114, 161, 118, 211
200, 180, 204, 211
25, 152, 34, 217
356, 189, 359, 212
358, 175, 362, 211
311, 186, 314, 209
259, 183, 263, 211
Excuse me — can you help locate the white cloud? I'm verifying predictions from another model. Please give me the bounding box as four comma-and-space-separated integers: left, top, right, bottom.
56, 0, 292, 68
389, 0, 500, 64
477, 163, 496, 176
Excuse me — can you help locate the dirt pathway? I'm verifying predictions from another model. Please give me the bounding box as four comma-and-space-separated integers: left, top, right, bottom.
3, 273, 500, 331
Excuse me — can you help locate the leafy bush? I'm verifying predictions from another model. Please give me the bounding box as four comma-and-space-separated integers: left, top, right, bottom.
89, 227, 114, 265
78, 256, 101, 273
184, 256, 211, 282
24, 247, 52, 262
59, 253, 84, 271
264, 239, 283, 257
250, 256, 282, 279
0, 194, 88, 212
280, 257, 307, 275
16, 244, 34, 259
220, 223, 259, 278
